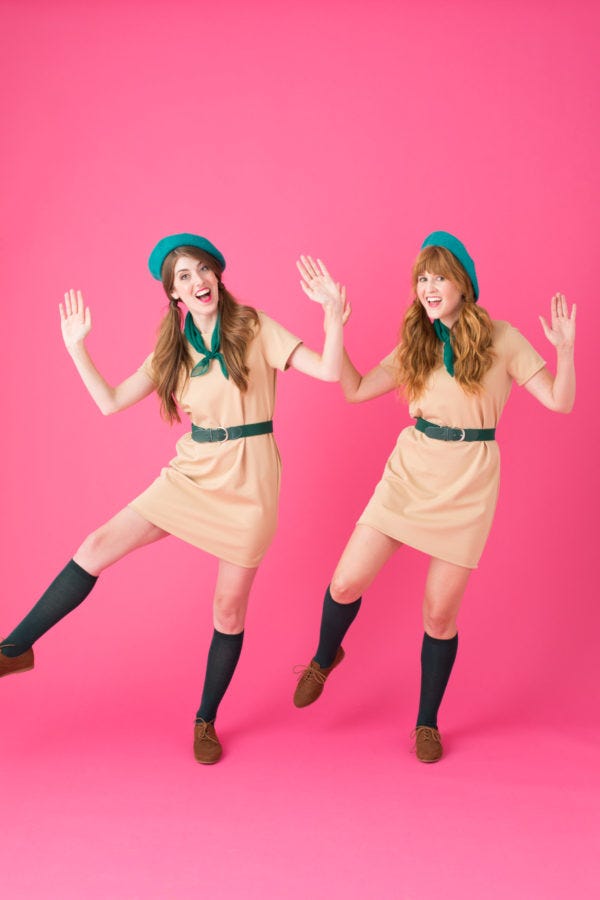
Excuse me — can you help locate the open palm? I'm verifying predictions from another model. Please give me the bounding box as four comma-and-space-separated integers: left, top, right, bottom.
60, 289, 92, 349
539, 293, 576, 351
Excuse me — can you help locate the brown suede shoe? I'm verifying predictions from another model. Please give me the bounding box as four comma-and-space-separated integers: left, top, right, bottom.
293, 646, 345, 708
0, 643, 34, 679
413, 726, 443, 763
193, 719, 222, 765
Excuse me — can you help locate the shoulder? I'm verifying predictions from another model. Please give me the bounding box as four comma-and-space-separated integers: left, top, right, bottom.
491, 319, 528, 350
490, 319, 545, 382
253, 310, 302, 370
255, 310, 296, 339
256, 310, 279, 329
138, 351, 157, 383
491, 319, 513, 340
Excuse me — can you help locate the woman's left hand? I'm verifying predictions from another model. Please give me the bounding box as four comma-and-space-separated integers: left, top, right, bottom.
539, 293, 576, 351
297, 255, 350, 325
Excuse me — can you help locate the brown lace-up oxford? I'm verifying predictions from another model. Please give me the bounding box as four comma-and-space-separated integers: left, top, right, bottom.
193, 719, 222, 765
293, 646, 345, 708
413, 726, 443, 763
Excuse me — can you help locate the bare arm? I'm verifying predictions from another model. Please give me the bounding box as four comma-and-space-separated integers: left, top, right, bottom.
60, 289, 155, 415
287, 256, 347, 382
523, 293, 576, 413
339, 348, 397, 403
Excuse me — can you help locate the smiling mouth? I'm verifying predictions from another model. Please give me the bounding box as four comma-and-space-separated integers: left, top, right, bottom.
426, 298, 442, 308
195, 289, 212, 302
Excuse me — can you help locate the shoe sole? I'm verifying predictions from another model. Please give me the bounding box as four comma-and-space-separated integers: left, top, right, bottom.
0, 663, 34, 679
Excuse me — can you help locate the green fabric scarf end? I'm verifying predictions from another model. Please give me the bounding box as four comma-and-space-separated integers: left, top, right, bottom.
433, 318, 455, 377
184, 312, 229, 379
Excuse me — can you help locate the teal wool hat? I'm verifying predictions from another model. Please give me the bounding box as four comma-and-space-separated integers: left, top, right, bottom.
148, 233, 226, 280
421, 231, 479, 299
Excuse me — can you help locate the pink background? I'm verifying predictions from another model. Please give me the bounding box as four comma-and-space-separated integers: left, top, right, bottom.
1, 0, 598, 897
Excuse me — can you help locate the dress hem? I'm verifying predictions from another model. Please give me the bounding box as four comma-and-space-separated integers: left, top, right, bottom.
127, 501, 266, 569
356, 514, 480, 570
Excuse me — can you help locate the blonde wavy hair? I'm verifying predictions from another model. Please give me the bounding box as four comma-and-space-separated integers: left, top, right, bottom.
395, 245, 495, 400
152, 246, 259, 423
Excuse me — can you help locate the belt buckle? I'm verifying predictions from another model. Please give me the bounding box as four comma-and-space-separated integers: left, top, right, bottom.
456, 428, 466, 442
213, 426, 229, 444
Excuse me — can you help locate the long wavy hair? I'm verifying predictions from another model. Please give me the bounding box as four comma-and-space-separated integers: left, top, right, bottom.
395, 245, 495, 400
151, 246, 259, 423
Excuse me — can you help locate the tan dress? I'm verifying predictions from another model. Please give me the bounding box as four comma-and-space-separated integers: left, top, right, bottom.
358, 321, 546, 568
129, 312, 302, 567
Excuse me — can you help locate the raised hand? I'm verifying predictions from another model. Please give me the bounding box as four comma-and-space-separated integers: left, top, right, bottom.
539, 293, 576, 351
60, 289, 92, 350
296, 255, 350, 324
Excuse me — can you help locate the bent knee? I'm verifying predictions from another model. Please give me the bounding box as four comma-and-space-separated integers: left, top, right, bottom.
74, 528, 110, 573
213, 597, 247, 633
330, 574, 363, 605
423, 611, 458, 639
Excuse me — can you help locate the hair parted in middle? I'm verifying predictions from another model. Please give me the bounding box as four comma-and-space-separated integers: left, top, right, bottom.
151, 246, 260, 423
395, 245, 495, 400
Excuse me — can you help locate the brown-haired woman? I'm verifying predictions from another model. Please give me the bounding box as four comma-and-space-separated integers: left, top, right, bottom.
0, 233, 347, 764
293, 230, 576, 763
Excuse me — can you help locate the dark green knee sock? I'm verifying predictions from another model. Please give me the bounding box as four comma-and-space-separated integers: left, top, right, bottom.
416, 632, 458, 728
1, 560, 98, 657
314, 585, 362, 668
196, 629, 244, 723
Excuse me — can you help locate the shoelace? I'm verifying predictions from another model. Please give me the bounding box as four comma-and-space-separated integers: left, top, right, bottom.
411, 726, 441, 745
292, 663, 327, 686
194, 720, 219, 743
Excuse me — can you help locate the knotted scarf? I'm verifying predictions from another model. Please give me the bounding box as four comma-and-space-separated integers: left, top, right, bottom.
433, 318, 455, 377
184, 312, 229, 379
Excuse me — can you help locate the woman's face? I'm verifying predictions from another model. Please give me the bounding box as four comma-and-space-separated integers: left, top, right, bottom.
170, 255, 220, 319
416, 270, 463, 327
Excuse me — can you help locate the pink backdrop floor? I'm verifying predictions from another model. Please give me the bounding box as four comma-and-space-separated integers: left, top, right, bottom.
2, 0, 599, 896
2, 646, 598, 899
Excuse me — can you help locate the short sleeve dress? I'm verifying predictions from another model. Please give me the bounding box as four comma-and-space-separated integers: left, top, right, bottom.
128, 311, 302, 568
357, 321, 546, 568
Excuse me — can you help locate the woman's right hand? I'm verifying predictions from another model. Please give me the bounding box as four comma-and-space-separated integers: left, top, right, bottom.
59, 289, 92, 351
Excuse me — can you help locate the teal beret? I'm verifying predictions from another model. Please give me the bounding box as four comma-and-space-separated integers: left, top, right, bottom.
421, 231, 479, 300
148, 233, 226, 280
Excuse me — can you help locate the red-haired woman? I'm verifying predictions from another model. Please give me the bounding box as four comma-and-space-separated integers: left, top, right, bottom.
293, 231, 576, 763
0, 234, 347, 764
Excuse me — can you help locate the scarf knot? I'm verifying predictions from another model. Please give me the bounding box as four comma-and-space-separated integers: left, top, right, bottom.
184, 313, 229, 379
433, 318, 455, 377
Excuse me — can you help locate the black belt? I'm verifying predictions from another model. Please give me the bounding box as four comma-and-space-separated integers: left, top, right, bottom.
415, 418, 496, 442
191, 420, 273, 444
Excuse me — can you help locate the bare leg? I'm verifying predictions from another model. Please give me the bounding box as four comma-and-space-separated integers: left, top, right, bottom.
293, 525, 402, 707
414, 557, 472, 760
330, 524, 402, 603
422, 556, 472, 638
211, 559, 259, 634
1, 507, 168, 660
194, 560, 259, 762
74, 506, 169, 575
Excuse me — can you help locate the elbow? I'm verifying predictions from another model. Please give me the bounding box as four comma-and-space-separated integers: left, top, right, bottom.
547, 399, 574, 414
319, 363, 341, 383
558, 401, 575, 414
99, 400, 120, 416
553, 392, 576, 414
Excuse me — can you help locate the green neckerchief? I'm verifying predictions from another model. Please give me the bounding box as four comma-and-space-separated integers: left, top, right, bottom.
184, 312, 229, 379
433, 318, 455, 377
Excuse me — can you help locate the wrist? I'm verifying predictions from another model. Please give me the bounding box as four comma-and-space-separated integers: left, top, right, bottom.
556, 345, 575, 360
67, 341, 87, 358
